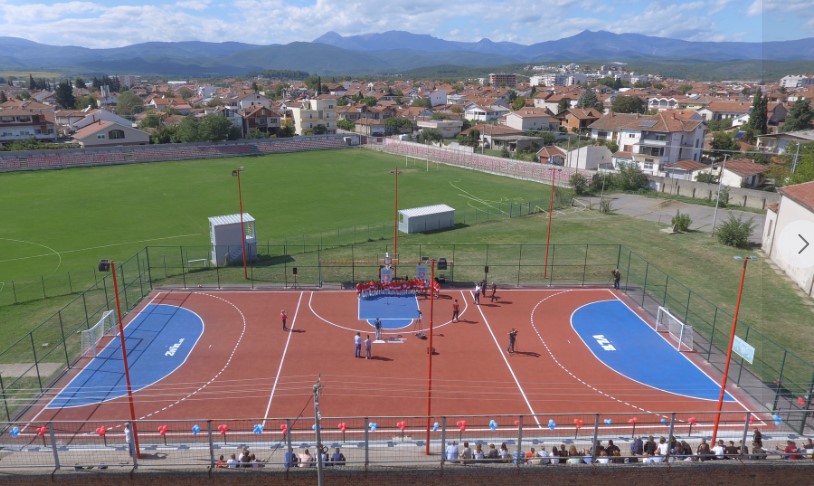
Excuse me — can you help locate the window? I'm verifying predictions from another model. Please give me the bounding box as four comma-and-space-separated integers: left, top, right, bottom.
644, 162, 654, 170
108, 129, 125, 139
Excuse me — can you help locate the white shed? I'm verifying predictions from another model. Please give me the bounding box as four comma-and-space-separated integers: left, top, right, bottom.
398, 204, 455, 234
209, 213, 257, 266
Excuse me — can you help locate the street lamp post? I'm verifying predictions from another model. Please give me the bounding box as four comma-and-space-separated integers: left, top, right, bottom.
98, 259, 141, 459
231, 167, 248, 279
543, 168, 562, 278
710, 154, 728, 235
710, 255, 757, 444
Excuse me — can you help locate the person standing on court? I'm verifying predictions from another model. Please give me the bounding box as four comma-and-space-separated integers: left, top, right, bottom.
280, 310, 288, 331
365, 334, 372, 359
490, 282, 497, 302
374, 318, 382, 341
354, 332, 362, 358
451, 299, 460, 322
507, 328, 518, 354
612, 268, 621, 289
474, 283, 481, 304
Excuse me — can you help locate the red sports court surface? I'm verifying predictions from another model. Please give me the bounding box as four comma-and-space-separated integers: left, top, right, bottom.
23, 288, 761, 428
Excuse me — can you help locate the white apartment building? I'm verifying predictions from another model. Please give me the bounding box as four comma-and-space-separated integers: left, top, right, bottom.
289, 97, 338, 135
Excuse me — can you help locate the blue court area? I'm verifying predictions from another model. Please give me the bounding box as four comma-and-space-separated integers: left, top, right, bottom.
572, 300, 733, 402
48, 304, 203, 409
358, 294, 420, 330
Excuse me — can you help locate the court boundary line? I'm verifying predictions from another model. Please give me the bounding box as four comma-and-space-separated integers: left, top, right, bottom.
261, 290, 304, 426
472, 289, 543, 429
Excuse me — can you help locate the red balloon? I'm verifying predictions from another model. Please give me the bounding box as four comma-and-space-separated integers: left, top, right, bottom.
36, 426, 47, 437
397, 421, 406, 431
628, 417, 638, 424
96, 426, 107, 437
513, 420, 520, 427
574, 419, 583, 428
280, 424, 288, 433
158, 425, 169, 436
218, 424, 228, 435
688, 417, 697, 425
797, 396, 806, 407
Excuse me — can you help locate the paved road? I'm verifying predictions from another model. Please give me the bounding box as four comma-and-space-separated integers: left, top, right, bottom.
577, 194, 766, 244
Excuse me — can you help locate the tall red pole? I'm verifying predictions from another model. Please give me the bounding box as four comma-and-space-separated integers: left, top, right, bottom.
425, 260, 435, 455
543, 168, 558, 278
711, 256, 755, 444
233, 168, 248, 279
392, 168, 399, 277
111, 261, 141, 459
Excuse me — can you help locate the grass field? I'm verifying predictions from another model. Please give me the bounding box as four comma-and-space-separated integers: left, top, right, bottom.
1, 147, 813, 366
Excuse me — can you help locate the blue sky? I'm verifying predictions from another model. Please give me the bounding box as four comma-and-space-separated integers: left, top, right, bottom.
0, 0, 809, 49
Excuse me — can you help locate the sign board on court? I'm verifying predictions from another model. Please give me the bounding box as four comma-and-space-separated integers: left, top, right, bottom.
733, 336, 755, 364
416, 266, 428, 283
380, 267, 392, 284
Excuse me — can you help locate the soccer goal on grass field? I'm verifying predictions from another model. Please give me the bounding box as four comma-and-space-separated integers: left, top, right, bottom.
80, 310, 117, 358
655, 306, 694, 352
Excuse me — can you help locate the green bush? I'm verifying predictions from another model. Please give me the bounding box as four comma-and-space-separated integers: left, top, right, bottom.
716, 215, 756, 248
570, 173, 589, 195
671, 210, 691, 232
599, 198, 612, 213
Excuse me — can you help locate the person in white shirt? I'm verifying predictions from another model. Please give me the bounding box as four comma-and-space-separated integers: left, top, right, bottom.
712, 440, 726, 460
226, 453, 239, 468
298, 449, 314, 467
445, 441, 459, 463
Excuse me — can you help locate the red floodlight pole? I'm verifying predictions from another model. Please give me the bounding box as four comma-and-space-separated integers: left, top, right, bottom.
543, 168, 560, 278
110, 261, 141, 459
425, 259, 435, 455
711, 255, 757, 444
232, 167, 248, 279
391, 168, 400, 277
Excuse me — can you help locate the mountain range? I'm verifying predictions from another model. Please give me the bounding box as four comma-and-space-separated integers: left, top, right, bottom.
1, 30, 813, 78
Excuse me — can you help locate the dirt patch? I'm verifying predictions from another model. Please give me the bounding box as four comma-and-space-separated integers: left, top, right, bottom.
0, 363, 63, 378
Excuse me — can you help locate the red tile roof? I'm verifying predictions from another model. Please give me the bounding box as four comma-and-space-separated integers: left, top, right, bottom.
779, 181, 814, 211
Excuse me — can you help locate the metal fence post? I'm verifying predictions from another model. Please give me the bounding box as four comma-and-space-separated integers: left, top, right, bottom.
0, 373, 9, 422
145, 247, 153, 290
207, 420, 215, 467
582, 244, 589, 286
57, 311, 69, 367
364, 416, 369, 469
515, 415, 523, 467
517, 244, 522, 286
440, 417, 447, 466
641, 263, 650, 307
30, 333, 42, 390
592, 414, 599, 462
741, 413, 751, 457
41, 275, 47, 300
49, 422, 60, 469
666, 413, 676, 462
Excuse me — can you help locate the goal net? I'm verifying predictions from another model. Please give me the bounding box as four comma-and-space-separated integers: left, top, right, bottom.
655, 306, 694, 352
80, 310, 117, 358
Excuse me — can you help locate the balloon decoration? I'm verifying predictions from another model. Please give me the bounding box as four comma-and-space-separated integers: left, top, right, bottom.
431, 422, 439, 432
311, 424, 317, 432
338, 422, 347, 441
9, 426, 19, 438
253, 424, 263, 435
488, 420, 498, 431
573, 419, 583, 439
603, 418, 612, 426
797, 396, 807, 407
217, 424, 229, 444
280, 424, 289, 436
96, 425, 107, 447
191, 424, 201, 435
513, 419, 520, 427
772, 414, 783, 426
660, 417, 669, 426
36, 426, 48, 446
368, 422, 378, 432
396, 421, 407, 440
748, 414, 756, 424
456, 420, 466, 440
158, 425, 169, 445
547, 419, 556, 431
687, 417, 697, 436
627, 417, 637, 437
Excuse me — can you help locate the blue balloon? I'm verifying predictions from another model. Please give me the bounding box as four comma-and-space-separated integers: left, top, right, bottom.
603, 419, 612, 425
9, 426, 19, 438
660, 417, 668, 425
432, 422, 439, 432
312, 424, 318, 431
253, 424, 263, 435
369, 422, 378, 432
772, 414, 783, 426
191, 424, 201, 435
548, 419, 556, 430
489, 420, 497, 431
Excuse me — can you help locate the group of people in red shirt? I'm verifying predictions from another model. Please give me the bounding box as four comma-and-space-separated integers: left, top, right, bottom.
356, 279, 440, 299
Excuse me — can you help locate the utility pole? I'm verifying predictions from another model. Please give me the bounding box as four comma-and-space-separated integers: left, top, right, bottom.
711, 154, 729, 235
313, 378, 324, 486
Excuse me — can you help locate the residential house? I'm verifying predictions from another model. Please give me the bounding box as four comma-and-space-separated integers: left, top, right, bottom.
0, 108, 57, 145
236, 92, 271, 111
762, 180, 814, 297
463, 101, 510, 123
536, 145, 567, 165
502, 108, 556, 132
242, 105, 280, 136
588, 111, 704, 175
289, 96, 338, 135
698, 158, 770, 189
564, 145, 613, 171
559, 108, 602, 133
696, 101, 751, 122
661, 159, 708, 180
71, 109, 134, 131
416, 118, 463, 138
71, 120, 149, 147
756, 129, 814, 154
353, 118, 386, 137
427, 89, 447, 107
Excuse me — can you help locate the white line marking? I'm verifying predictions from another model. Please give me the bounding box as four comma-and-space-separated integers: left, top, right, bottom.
262, 291, 304, 426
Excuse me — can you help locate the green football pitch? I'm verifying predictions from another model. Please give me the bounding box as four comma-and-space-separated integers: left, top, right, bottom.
0, 149, 555, 283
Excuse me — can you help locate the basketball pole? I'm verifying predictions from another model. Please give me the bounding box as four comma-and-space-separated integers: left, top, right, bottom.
110, 261, 141, 459
425, 259, 435, 455
232, 167, 248, 280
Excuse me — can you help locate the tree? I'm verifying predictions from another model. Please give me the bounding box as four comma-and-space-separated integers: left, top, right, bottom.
115, 90, 143, 116
511, 97, 526, 111
54, 80, 76, 109
746, 88, 768, 136
613, 164, 649, 191
337, 119, 355, 131
75, 78, 86, 89
709, 132, 739, 159
569, 173, 588, 195
611, 95, 646, 114
783, 98, 814, 132
384, 117, 413, 135
576, 89, 603, 110
361, 96, 377, 107
176, 117, 200, 142
419, 128, 443, 145
312, 124, 327, 135
787, 142, 814, 185
178, 87, 194, 100
558, 98, 571, 114
199, 114, 237, 141
0, 91, 6, 103
716, 215, 756, 249
411, 98, 430, 108
74, 95, 97, 110
678, 84, 693, 94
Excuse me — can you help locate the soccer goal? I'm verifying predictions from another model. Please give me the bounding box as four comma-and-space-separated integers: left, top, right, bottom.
655, 306, 694, 352
80, 310, 117, 358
